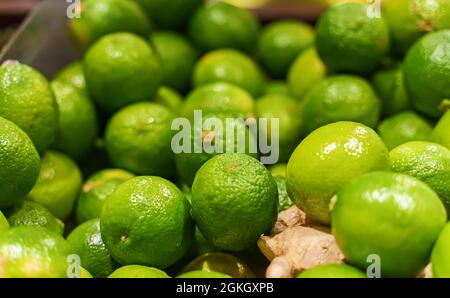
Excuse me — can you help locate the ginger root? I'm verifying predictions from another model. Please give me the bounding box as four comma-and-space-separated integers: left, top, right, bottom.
258, 206, 344, 278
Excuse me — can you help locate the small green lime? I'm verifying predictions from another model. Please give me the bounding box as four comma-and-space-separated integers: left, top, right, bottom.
83, 32, 162, 113
76, 169, 135, 224
177, 270, 231, 278
332, 171, 447, 277
287, 122, 391, 224
188, 1, 260, 53
264, 81, 291, 96
378, 111, 432, 150
153, 86, 183, 113
27, 150, 83, 220
53, 61, 87, 93
105, 102, 175, 177
6, 200, 64, 235
0, 211, 10, 233
431, 111, 450, 150
109, 265, 170, 278
191, 153, 277, 251
0, 116, 40, 209
269, 163, 287, 178
100, 176, 195, 268
297, 264, 367, 278
67, 218, 116, 278
193, 49, 266, 98
431, 222, 450, 278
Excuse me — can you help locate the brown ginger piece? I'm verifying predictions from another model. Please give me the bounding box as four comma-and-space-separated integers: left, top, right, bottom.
258, 206, 344, 278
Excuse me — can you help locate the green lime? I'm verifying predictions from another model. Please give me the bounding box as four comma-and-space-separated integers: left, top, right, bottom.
191, 153, 277, 251
188, 1, 260, 53
297, 264, 367, 278
67, 218, 116, 278
79, 267, 93, 278
431, 110, 450, 150
153, 86, 183, 113
287, 47, 326, 99
0, 211, 10, 233
105, 102, 175, 177
177, 270, 231, 278
0, 61, 58, 152
5, 200, 64, 235
76, 169, 135, 224
83, 32, 162, 113
150, 31, 199, 94
53, 61, 87, 93
431, 222, 450, 277
137, 0, 203, 30
316, 3, 390, 75
371, 65, 411, 117
187, 227, 220, 259
274, 176, 294, 212
0, 116, 40, 209
109, 265, 170, 278
180, 252, 254, 278
70, 0, 152, 49
403, 30, 450, 118
255, 93, 302, 162
100, 176, 194, 268
390, 141, 450, 212
382, 0, 450, 54
193, 49, 266, 98
332, 171, 447, 277
175, 115, 259, 186
269, 163, 287, 178
257, 20, 315, 78
377, 111, 432, 150
300, 75, 381, 136
50, 80, 98, 161
264, 81, 291, 96
287, 122, 391, 224
27, 150, 83, 220
180, 82, 255, 120
0, 226, 71, 277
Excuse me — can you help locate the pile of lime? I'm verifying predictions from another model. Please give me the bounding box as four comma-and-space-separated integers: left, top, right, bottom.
0, 0, 449, 278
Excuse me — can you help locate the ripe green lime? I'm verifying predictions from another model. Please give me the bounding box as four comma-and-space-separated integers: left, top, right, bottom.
177, 270, 231, 278
265, 81, 291, 96
83, 32, 162, 113
27, 150, 83, 220
0, 211, 10, 233
50, 80, 98, 161
390, 141, 450, 211
0, 226, 71, 277
316, 3, 390, 75
150, 31, 199, 93
371, 65, 411, 117
76, 169, 135, 224
53, 61, 87, 93
79, 267, 93, 278
0, 117, 40, 209
0, 61, 59, 152
67, 218, 116, 278
431, 111, 450, 150
153, 86, 183, 113
105, 102, 175, 177
108, 265, 170, 278
180, 82, 255, 120
180, 252, 254, 278
378, 111, 432, 150
287, 47, 326, 100
175, 116, 259, 186
382, 0, 450, 54
70, 0, 152, 49
287, 122, 391, 224
256, 94, 302, 162
403, 30, 450, 118
269, 163, 287, 178
332, 171, 447, 277
300, 75, 381, 136
6, 200, 64, 235
136, 0, 203, 30
193, 49, 266, 98
188, 1, 260, 53
297, 264, 366, 278
431, 222, 450, 277
257, 20, 315, 79
191, 153, 277, 251
100, 176, 195, 268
